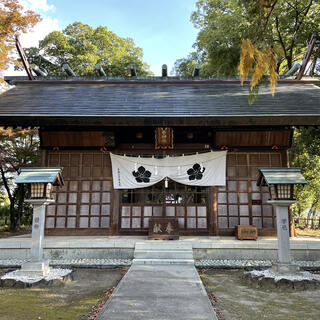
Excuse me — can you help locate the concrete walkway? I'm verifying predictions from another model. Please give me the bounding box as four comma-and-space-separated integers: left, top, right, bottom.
96, 264, 217, 320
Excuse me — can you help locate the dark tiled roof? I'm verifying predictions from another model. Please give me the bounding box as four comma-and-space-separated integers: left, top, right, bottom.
0, 81, 320, 126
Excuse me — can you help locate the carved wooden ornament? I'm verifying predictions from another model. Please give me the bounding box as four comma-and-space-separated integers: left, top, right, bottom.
155, 127, 173, 149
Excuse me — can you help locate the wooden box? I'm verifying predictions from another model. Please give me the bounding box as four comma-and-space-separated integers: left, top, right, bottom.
148, 218, 179, 240
235, 225, 258, 240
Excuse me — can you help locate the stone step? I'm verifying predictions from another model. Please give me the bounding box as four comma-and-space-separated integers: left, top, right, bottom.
134, 241, 194, 265
132, 258, 195, 265
135, 241, 192, 251
134, 249, 194, 260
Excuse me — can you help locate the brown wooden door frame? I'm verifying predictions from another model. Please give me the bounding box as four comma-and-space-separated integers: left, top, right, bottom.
118, 179, 210, 234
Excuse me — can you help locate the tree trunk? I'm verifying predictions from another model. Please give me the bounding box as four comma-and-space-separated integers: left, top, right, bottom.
17, 184, 25, 228
311, 210, 317, 229
9, 201, 17, 232
297, 208, 302, 225
286, 55, 293, 71
307, 204, 314, 221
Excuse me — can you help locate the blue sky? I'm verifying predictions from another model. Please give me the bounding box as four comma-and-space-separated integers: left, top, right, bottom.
17, 0, 199, 76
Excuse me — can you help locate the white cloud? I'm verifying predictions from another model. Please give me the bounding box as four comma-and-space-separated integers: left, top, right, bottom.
20, 0, 54, 12
20, 16, 60, 48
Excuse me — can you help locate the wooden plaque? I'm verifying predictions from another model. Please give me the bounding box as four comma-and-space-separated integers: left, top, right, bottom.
235, 225, 258, 240
148, 218, 179, 240
155, 127, 174, 149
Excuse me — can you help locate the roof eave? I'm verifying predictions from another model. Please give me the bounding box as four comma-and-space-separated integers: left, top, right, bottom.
1, 115, 320, 127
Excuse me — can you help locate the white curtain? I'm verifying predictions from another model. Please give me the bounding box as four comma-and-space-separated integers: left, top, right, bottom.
110, 151, 227, 189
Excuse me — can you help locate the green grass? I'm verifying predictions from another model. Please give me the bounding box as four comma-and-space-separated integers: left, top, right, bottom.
0, 288, 101, 320
0, 268, 125, 320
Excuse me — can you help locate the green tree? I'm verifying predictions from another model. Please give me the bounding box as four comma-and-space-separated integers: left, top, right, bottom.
173, 52, 211, 77
175, 0, 320, 77
25, 22, 151, 77
0, 128, 40, 231
290, 127, 320, 226
0, 193, 10, 226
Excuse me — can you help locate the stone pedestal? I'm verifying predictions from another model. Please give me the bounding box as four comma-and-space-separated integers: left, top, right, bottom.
268, 200, 300, 274
271, 263, 301, 275
16, 199, 54, 277
17, 261, 51, 277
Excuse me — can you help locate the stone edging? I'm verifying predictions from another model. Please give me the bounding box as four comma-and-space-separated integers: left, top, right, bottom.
0, 259, 319, 269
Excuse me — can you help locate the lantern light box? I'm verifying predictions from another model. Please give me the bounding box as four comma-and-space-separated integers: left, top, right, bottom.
257, 168, 307, 201
16, 167, 64, 200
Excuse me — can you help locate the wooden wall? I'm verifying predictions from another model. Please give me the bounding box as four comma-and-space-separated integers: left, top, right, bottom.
40, 128, 292, 149
44, 149, 285, 236
215, 130, 292, 147
45, 151, 112, 235
215, 151, 285, 236
42, 131, 106, 147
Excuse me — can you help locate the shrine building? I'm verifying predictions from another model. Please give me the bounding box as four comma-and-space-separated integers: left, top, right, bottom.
1, 77, 320, 237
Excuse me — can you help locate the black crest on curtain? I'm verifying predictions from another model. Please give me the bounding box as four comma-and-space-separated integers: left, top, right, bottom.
187, 163, 205, 180
132, 166, 152, 183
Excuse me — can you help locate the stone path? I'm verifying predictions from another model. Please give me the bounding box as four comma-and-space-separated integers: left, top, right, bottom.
96, 264, 217, 320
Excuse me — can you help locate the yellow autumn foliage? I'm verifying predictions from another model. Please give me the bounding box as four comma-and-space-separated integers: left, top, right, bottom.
239, 38, 283, 96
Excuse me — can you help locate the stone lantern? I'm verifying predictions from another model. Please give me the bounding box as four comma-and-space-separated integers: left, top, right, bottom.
15, 167, 64, 277
257, 168, 307, 273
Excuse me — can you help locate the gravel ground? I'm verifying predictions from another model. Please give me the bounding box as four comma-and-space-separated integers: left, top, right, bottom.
200, 268, 320, 320
1, 258, 320, 269
195, 259, 320, 270
0, 258, 132, 268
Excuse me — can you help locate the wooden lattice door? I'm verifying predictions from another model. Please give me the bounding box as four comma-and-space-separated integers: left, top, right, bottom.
119, 179, 209, 235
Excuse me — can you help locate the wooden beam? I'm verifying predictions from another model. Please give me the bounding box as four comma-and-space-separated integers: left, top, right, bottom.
62, 64, 76, 77
111, 189, 120, 235
8, 79, 320, 85
211, 187, 218, 236
15, 36, 34, 80
193, 64, 200, 77
296, 34, 318, 80
130, 64, 136, 77
95, 64, 107, 77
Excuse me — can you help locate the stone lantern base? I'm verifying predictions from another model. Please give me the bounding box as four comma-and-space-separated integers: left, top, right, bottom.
244, 267, 320, 290
270, 263, 301, 275
1, 267, 73, 288
16, 260, 51, 277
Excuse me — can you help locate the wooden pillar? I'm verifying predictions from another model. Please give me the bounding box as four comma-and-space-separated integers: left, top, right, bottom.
281, 149, 290, 167
211, 187, 218, 236
41, 150, 48, 166
110, 189, 120, 235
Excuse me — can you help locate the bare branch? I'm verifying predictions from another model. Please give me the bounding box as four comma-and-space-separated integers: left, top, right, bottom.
263, 0, 280, 30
